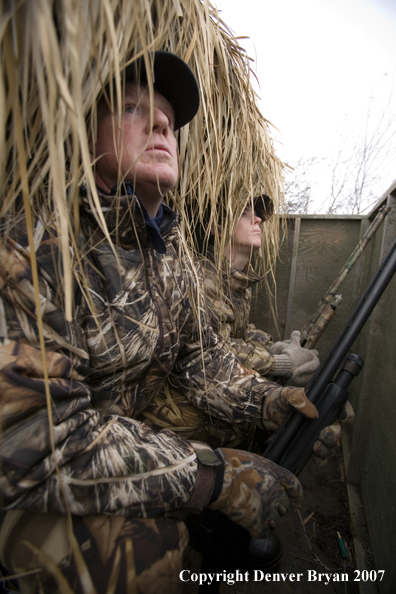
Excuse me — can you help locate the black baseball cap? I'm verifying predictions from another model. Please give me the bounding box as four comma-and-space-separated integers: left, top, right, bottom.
254, 194, 274, 221
124, 51, 200, 130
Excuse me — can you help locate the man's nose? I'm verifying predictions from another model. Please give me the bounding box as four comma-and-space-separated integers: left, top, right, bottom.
151, 107, 172, 134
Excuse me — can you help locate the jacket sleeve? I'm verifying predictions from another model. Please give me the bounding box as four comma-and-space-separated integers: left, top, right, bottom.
0, 239, 214, 517
171, 259, 287, 427
242, 323, 275, 376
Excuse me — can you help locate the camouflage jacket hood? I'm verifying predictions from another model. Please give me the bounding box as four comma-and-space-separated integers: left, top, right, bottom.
202, 246, 276, 376
202, 246, 261, 340
0, 190, 277, 518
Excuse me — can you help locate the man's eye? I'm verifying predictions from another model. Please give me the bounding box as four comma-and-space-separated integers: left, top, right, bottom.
125, 105, 140, 114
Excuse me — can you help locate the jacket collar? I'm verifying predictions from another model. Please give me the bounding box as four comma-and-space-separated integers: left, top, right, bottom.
225, 260, 261, 292
206, 243, 261, 291
80, 185, 177, 251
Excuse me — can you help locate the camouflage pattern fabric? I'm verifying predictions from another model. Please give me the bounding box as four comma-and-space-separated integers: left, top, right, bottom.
140, 383, 254, 450
0, 510, 188, 594
209, 448, 302, 538
0, 190, 302, 591
0, 190, 282, 517
201, 251, 276, 376
313, 401, 355, 466
141, 247, 278, 447
261, 385, 318, 432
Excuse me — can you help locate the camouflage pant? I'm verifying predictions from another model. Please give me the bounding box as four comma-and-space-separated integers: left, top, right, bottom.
0, 510, 188, 594
140, 383, 255, 451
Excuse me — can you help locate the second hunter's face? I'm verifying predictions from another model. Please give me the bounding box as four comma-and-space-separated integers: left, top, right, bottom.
93, 82, 179, 200
232, 207, 263, 252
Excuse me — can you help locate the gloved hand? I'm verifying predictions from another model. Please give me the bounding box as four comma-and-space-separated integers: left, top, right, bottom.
313, 401, 355, 466
209, 448, 302, 538
270, 330, 320, 386
262, 385, 318, 432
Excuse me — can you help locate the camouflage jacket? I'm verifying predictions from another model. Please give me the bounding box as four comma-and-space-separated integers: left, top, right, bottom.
202, 250, 276, 376
0, 191, 279, 518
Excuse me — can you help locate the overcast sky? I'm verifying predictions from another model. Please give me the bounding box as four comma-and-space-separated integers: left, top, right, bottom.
214, 0, 396, 211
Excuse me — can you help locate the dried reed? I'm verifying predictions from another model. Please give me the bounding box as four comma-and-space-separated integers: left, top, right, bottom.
0, 1, 285, 589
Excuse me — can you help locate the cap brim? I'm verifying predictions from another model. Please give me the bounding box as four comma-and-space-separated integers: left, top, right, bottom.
125, 51, 200, 130
254, 194, 274, 220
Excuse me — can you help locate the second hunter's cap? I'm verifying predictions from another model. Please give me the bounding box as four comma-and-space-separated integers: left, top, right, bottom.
254, 194, 274, 221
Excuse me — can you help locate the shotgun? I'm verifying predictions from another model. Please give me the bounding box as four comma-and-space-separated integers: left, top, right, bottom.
264, 235, 396, 475
300, 205, 390, 349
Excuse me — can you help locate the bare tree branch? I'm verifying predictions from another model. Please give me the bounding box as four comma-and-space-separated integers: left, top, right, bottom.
284, 88, 396, 214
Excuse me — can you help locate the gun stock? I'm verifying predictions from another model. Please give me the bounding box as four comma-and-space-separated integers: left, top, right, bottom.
264, 235, 396, 475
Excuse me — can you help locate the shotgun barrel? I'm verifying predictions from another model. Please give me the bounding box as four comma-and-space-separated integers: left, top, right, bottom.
264, 235, 396, 475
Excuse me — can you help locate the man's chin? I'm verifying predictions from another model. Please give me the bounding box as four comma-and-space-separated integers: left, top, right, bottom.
134, 175, 178, 206
134, 164, 178, 192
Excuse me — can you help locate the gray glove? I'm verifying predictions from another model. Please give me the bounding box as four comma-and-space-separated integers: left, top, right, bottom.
209, 448, 302, 538
270, 330, 320, 386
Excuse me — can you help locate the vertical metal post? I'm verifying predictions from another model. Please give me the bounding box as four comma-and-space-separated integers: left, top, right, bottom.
284, 217, 301, 339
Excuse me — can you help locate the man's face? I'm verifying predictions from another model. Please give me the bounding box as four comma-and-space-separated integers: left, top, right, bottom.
93, 82, 179, 202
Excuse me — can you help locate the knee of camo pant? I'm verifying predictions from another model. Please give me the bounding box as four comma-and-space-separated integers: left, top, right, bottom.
0, 510, 189, 594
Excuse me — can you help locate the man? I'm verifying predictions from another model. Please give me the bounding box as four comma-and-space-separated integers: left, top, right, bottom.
0, 52, 318, 593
